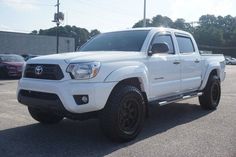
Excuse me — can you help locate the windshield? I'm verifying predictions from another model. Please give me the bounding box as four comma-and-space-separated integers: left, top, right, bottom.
79, 30, 149, 52
0, 55, 25, 62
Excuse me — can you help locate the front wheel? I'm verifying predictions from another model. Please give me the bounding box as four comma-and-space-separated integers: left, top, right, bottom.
100, 85, 146, 142
28, 107, 64, 124
0, 69, 8, 79
199, 75, 221, 110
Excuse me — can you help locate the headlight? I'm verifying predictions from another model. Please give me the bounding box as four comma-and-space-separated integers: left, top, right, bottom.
66, 62, 101, 80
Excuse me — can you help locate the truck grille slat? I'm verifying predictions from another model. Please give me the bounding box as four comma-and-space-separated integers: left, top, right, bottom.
24, 64, 64, 80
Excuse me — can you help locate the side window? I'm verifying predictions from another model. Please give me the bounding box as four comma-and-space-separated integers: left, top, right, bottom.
152, 34, 175, 54
176, 36, 195, 53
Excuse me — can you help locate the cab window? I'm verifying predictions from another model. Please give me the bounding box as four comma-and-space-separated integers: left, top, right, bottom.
176, 36, 195, 53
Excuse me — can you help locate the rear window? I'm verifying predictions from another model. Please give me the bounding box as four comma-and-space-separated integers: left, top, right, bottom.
176, 36, 195, 53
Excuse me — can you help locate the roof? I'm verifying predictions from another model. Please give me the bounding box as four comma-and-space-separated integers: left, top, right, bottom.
0, 54, 22, 57
0, 31, 74, 40
105, 27, 191, 35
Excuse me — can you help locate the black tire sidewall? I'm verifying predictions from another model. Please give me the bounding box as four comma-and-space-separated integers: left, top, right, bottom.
199, 75, 221, 110
210, 80, 221, 106
117, 90, 145, 137
100, 85, 146, 142
28, 107, 63, 124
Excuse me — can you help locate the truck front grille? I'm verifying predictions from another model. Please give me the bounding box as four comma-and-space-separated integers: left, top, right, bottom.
24, 64, 64, 80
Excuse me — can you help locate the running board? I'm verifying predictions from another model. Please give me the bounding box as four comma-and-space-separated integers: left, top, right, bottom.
158, 92, 203, 106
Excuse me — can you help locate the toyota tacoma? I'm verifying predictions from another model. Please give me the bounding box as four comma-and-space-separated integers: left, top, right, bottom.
17, 27, 226, 142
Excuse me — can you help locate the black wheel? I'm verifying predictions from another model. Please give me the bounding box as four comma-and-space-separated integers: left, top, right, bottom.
28, 107, 63, 124
0, 68, 8, 79
199, 75, 221, 110
100, 85, 146, 142
0, 70, 2, 79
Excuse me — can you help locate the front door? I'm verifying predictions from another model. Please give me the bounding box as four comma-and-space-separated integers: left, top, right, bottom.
148, 33, 181, 99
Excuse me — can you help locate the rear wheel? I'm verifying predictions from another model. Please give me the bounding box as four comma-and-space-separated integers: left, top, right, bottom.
199, 75, 221, 110
28, 107, 63, 124
100, 85, 146, 142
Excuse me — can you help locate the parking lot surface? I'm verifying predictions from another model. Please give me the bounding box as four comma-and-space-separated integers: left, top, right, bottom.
0, 66, 236, 157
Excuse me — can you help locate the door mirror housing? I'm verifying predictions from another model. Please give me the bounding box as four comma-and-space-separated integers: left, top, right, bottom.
149, 43, 169, 56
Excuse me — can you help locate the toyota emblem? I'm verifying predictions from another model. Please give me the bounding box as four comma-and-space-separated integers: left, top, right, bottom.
35, 66, 43, 75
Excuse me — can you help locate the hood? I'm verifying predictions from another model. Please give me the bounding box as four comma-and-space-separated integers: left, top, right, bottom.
2, 62, 24, 67
28, 51, 145, 64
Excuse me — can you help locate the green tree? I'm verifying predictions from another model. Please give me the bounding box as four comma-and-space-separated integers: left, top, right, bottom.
194, 26, 224, 46
152, 15, 173, 27
132, 14, 236, 57
172, 18, 192, 32
199, 14, 218, 26
133, 19, 152, 28
89, 29, 101, 38
36, 25, 100, 49
30, 30, 38, 35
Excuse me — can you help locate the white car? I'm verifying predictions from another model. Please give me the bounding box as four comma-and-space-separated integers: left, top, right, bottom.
17, 27, 226, 142
225, 57, 236, 65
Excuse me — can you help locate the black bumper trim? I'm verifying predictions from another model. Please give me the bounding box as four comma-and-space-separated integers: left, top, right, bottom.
18, 90, 66, 112
17, 90, 98, 120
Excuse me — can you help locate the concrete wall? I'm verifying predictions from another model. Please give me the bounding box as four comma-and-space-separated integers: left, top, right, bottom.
0, 31, 75, 55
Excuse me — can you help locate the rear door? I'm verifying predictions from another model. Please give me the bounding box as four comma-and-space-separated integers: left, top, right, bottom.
175, 34, 202, 93
148, 32, 181, 99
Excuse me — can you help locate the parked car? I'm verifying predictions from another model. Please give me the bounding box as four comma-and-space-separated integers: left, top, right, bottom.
17, 28, 226, 142
0, 54, 25, 78
225, 57, 236, 65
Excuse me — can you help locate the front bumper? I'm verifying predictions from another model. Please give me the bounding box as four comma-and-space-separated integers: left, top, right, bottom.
7, 67, 23, 77
17, 78, 116, 114
8, 71, 22, 77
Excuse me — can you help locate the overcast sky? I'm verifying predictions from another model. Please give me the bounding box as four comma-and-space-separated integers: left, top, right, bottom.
0, 0, 236, 33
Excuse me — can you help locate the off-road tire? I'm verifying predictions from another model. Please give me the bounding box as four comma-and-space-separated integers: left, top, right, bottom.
100, 85, 146, 142
28, 107, 63, 124
199, 75, 221, 110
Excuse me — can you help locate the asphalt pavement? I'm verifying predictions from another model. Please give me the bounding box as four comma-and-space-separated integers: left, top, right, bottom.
0, 66, 235, 157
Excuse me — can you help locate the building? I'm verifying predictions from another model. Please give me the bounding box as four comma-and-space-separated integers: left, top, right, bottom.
0, 31, 75, 55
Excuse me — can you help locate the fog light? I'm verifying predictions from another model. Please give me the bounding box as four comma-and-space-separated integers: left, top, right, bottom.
81, 96, 88, 103
73, 95, 89, 105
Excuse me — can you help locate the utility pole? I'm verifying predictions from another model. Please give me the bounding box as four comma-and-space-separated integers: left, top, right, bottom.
52, 0, 64, 53
143, 0, 146, 27
56, 0, 60, 54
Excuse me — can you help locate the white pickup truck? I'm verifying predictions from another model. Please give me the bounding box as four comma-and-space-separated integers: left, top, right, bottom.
17, 27, 226, 142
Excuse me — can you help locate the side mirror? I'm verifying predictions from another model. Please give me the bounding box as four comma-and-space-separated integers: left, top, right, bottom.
149, 43, 169, 55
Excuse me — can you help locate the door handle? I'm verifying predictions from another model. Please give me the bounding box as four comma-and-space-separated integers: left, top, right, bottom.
173, 60, 180, 64
194, 59, 200, 63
